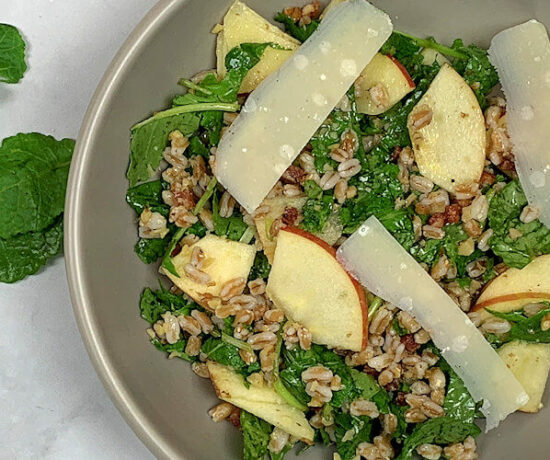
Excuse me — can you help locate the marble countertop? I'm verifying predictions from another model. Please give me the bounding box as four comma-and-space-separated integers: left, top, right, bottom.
1, 1, 157, 458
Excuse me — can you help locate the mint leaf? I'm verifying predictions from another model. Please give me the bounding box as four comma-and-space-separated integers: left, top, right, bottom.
0, 133, 74, 239
0, 24, 27, 83
0, 217, 63, 283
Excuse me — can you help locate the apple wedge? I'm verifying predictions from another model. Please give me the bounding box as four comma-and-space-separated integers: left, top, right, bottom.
207, 361, 314, 442
407, 63, 486, 193
355, 53, 415, 115
254, 196, 308, 264
472, 254, 550, 320
164, 234, 255, 308
266, 227, 367, 351
215, 0, 300, 93
498, 341, 550, 413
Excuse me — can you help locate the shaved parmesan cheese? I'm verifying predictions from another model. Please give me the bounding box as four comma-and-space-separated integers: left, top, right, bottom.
336, 216, 529, 430
489, 21, 550, 227
215, 0, 392, 213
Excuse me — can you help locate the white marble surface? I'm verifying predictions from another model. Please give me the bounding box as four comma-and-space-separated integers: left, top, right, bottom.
1, 1, 157, 458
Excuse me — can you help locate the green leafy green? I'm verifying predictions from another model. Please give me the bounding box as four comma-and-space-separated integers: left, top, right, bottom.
0, 133, 74, 239
241, 411, 271, 460
392, 317, 409, 336
134, 236, 170, 264
249, 252, 271, 280
0, 24, 27, 83
126, 180, 169, 217
127, 111, 200, 187
396, 417, 481, 460
450, 39, 499, 108
351, 369, 391, 413
280, 345, 359, 409
274, 12, 319, 42
444, 370, 477, 424
151, 337, 193, 361
128, 43, 273, 186
333, 413, 373, 460
301, 194, 334, 234
139, 286, 194, 323
202, 337, 259, 376
270, 444, 292, 460
0, 217, 63, 283
487, 306, 550, 344
212, 190, 248, 240
488, 181, 550, 268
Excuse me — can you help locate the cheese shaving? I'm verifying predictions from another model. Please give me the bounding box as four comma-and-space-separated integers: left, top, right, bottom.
336, 216, 529, 430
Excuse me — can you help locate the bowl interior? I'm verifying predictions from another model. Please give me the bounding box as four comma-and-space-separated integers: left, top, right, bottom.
66, 0, 550, 458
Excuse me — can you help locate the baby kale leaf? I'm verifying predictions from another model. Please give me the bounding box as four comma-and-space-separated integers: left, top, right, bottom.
0, 217, 63, 283
274, 12, 319, 42
0, 133, 74, 239
0, 24, 27, 83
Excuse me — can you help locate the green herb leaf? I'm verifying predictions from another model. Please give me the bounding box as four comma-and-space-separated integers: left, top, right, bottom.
0, 217, 63, 283
0, 24, 27, 83
127, 111, 199, 187
333, 413, 373, 460
151, 337, 193, 361
249, 251, 271, 280
126, 180, 170, 216
488, 306, 550, 343
139, 286, 194, 324
488, 181, 550, 268
274, 12, 319, 42
301, 194, 334, 234
241, 411, 271, 460
212, 190, 248, 240
396, 417, 481, 460
134, 237, 170, 264
444, 370, 477, 424
202, 337, 259, 376
0, 133, 74, 239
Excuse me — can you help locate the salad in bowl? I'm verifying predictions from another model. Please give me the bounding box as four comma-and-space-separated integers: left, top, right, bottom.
124, 1, 550, 458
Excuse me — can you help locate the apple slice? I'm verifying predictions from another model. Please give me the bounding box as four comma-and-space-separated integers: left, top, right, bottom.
355, 53, 415, 115
472, 254, 550, 320
254, 196, 308, 264
407, 63, 486, 193
164, 234, 255, 308
215, 0, 300, 93
498, 341, 550, 413
207, 361, 314, 442
266, 227, 367, 351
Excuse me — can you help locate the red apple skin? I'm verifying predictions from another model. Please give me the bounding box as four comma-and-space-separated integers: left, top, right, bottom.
472, 292, 550, 311
281, 226, 368, 348
387, 55, 416, 89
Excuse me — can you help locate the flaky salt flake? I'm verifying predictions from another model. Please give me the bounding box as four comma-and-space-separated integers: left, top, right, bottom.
489, 20, 550, 227
337, 216, 528, 431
